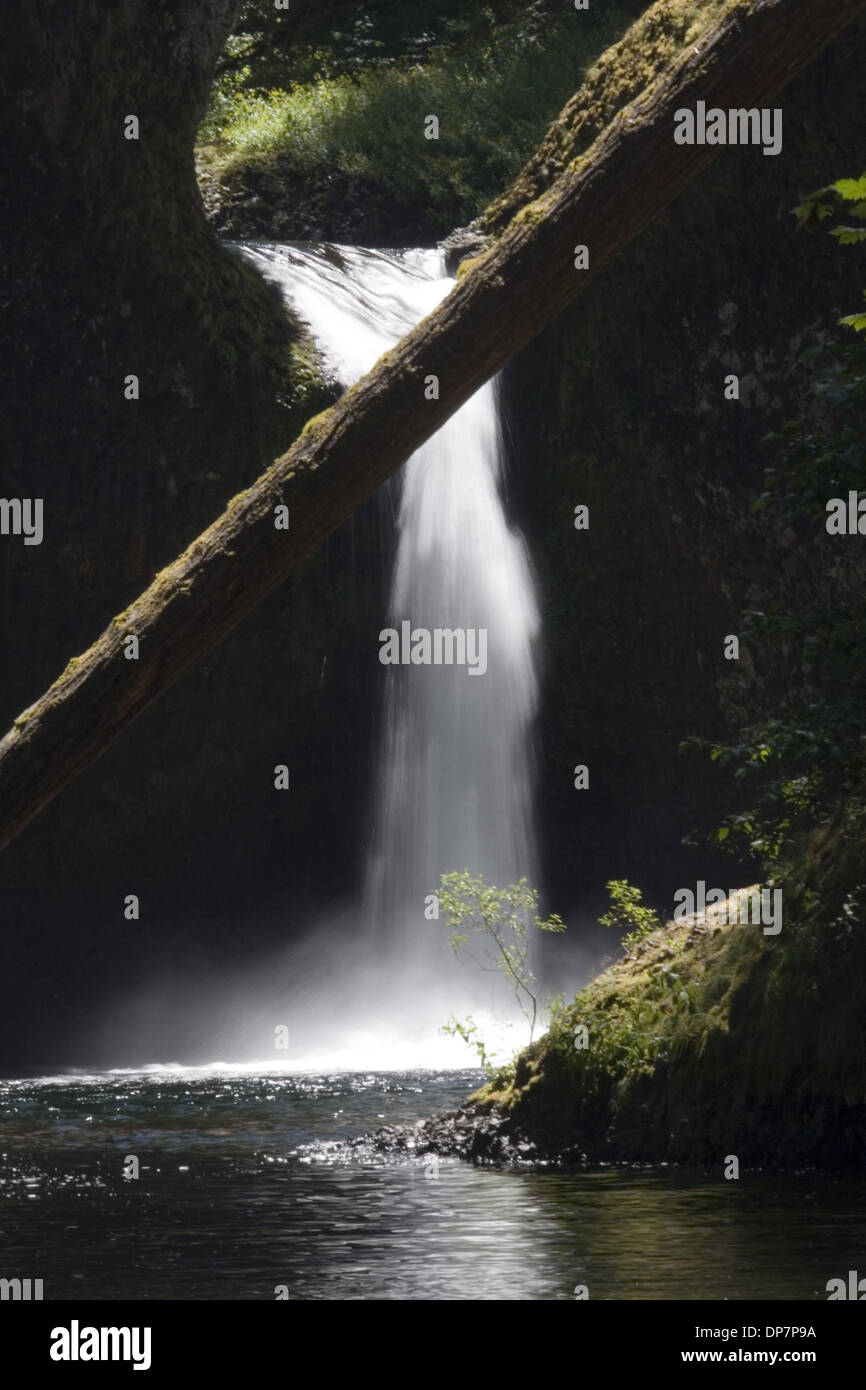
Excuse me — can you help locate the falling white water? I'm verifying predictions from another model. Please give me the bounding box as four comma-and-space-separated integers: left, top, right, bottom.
56, 241, 549, 1071
240, 243, 541, 990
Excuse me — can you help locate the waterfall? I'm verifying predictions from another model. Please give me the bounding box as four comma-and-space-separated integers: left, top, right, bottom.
239, 243, 540, 989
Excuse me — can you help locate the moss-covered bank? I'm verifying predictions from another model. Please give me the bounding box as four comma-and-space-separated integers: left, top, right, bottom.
401, 817, 865, 1170
482, 830, 866, 1168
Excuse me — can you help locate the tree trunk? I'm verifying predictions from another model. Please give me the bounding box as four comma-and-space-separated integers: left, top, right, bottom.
1, 0, 863, 850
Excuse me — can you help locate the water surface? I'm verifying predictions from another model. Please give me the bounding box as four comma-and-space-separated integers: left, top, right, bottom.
0, 1068, 859, 1300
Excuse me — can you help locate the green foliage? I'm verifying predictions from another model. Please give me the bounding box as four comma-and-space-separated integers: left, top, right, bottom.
199, 2, 638, 230
688, 176, 866, 872
438, 871, 565, 1047
795, 172, 866, 332
599, 879, 663, 952
215, 0, 641, 86
440, 1013, 523, 1087
200, 37, 255, 141
440, 1013, 502, 1080
546, 991, 568, 1025
216, 1, 562, 86
543, 921, 707, 1084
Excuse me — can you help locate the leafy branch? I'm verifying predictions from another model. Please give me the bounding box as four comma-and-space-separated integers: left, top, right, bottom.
438, 871, 565, 1046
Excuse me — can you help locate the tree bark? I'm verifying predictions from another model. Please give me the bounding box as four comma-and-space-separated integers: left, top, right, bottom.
1, 0, 863, 850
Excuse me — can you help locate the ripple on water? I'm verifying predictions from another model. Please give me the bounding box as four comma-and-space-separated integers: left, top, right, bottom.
0, 1069, 862, 1299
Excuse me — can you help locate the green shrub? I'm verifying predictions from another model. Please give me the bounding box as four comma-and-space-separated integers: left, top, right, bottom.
599, 879, 663, 952
199, 7, 636, 228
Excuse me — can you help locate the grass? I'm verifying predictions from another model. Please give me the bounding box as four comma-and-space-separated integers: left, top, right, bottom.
198, 8, 639, 232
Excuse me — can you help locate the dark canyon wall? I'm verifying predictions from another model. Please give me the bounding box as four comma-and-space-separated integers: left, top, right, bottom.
503, 18, 866, 924
0, 2, 385, 1066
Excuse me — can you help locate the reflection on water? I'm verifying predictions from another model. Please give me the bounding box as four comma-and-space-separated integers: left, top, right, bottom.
0, 1069, 860, 1300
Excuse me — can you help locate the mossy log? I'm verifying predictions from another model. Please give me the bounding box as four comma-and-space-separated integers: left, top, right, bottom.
479, 0, 735, 242
0, 0, 863, 849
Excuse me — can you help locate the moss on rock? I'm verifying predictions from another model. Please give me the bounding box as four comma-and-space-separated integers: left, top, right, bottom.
468, 832, 866, 1168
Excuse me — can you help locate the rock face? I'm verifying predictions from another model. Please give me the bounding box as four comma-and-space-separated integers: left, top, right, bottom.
361, 1103, 536, 1169
0, 2, 384, 1066
499, 17, 866, 921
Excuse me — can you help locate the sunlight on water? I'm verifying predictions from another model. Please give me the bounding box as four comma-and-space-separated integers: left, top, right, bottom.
2, 1069, 862, 1300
